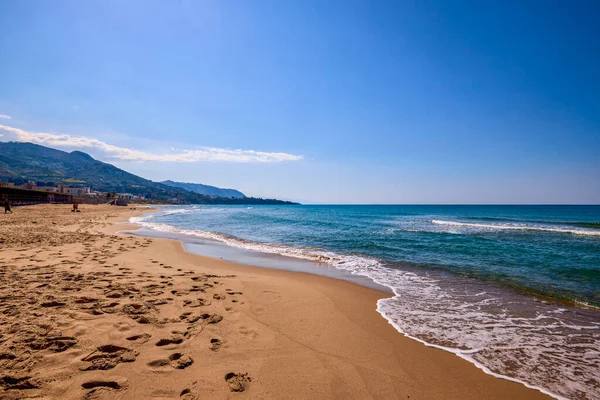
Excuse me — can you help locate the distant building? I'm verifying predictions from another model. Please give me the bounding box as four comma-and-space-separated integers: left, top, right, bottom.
37, 186, 59, 192
20, 182, 37, 190
58, 184, 69, 193
65, 187, 89, 196
117, 193, 145, 201
0, 182, 15, 188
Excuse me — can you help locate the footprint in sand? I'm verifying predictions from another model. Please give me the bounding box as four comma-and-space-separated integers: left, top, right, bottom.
120, 303, 157, 324
114, 322, 133, 332
175, 312, 220, 325
179, 312, 195, 322
80, 344, 138, 371
0, 352, 16, 361
0, 374, 39, 390
239, 326, 258, 339
199, 313, 223, 324
180, 388, 197, 400
122, 302, 151, 316
135, 315, 157, 324
147, 353, 193, 370
197, 283, 214, 292
81, 379, 128, 398
225, 372, 252, 392
168, 353, 194, 369
74, 296, 100, 304
126, 333, 152, 344
147, 358, 170, 368
147, 298, 169, 306
155, 335, 184, 347
81, 380, 122, 389
27, 336, 78, 352
183, 298, 211, 308
40, 300, 66, 308
105, 289, 129, 299
209, 338, 223, 351
100, 302, 120, 313
181, 325, 202, 339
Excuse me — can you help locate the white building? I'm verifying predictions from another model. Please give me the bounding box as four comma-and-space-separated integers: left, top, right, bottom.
114, 193, 145, 201
65, 187, 89, 196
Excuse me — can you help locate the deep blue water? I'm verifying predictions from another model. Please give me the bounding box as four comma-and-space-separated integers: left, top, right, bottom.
132, 205, 600, 399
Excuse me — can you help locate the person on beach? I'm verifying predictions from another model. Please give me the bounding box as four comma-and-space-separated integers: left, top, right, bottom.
72, 202, 80, 212
3, 198, 12, 214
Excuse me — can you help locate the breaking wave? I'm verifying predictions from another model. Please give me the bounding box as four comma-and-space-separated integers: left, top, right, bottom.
431, 219, 600, 236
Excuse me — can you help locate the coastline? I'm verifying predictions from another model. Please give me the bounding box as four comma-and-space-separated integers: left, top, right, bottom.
0, 204, 550, 399
128, 226, 394, 293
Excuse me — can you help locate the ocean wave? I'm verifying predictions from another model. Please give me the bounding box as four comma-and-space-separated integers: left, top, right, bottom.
130, 213, 600, 400
161, 207, 200, 216
431, 219, 600, 236
463, 216, 600, 230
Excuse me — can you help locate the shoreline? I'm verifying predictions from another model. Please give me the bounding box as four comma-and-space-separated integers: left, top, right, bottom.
0, 204, 551, 399
126, 226, 394, 293
120, 208, 559, 399
125, 210, 596, 399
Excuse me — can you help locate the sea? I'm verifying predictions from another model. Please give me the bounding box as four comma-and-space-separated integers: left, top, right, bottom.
129, 204, 600, 400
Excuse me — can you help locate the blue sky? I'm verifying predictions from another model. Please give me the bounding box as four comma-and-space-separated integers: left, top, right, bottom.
0, 0, 598, 203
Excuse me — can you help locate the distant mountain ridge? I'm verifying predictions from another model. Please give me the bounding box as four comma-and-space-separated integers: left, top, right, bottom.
0, 142, 298, 205
161, 180, 245, 198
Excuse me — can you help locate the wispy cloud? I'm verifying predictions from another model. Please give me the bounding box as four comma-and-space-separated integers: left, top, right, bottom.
0, 114, 11, 120
0, 124, 303, 163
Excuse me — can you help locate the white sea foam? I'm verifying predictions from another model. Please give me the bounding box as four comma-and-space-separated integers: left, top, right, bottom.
131, 219, 381, 269
129, 207, 198, 224
431, 219, 600, 236
130, 211, 600, 400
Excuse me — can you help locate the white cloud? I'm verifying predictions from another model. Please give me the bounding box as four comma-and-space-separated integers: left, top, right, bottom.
0, 124, 303, 163
0, 114, 11, 120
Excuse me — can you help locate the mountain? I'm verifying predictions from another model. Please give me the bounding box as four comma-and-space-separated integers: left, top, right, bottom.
161, 180, 245, 198
0, 142, 159, 191
0, 142, 298, 205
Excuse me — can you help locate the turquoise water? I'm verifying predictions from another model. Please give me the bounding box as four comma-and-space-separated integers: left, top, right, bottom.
132, 205, 600, 399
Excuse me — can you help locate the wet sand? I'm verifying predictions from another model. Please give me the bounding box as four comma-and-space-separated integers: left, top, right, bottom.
0, 204, 550, 399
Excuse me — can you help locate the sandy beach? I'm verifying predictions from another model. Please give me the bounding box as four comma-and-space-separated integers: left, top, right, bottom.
0, 204, 550, 400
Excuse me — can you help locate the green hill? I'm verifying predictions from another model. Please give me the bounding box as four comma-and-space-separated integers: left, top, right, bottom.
0, 142, 297, 205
